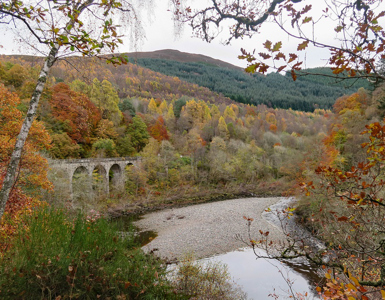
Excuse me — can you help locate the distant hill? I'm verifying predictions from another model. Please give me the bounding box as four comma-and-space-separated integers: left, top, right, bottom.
0, 54, 236, 106
126, 49, 242, 71
291, 67, 373, 90
1, 51, 373, 112
130, 54, 373, 111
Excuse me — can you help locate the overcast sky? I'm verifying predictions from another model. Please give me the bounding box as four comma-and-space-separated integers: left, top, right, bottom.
1, 1, 383, 70
126, 1, 333, 69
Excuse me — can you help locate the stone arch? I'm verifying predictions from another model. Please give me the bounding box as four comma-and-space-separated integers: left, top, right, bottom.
109, 164, 123, 192
72, 166, 91, 206
125, 163, 135, 177
92, 164, 108, 196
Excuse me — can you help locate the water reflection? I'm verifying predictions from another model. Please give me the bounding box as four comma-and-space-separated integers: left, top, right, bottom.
203, 248, 320, 300
111, 215, 158, 246
201, 197, 324, 299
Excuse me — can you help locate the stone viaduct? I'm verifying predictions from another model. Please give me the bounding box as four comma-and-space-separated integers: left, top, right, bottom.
49, 157, 140, 198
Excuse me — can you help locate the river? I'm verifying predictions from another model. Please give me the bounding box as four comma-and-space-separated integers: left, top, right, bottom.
132, 197, 323, 299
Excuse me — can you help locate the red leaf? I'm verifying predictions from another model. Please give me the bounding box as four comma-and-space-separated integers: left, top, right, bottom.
291, 70, 297, 81
274, 52, 286, 60
259, 52, 271, 59
288, 53, 298, 63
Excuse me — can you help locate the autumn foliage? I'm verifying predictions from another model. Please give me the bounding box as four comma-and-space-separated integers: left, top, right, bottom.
49, 83, 101, 144
296, 86, 385, 299
0, 84, 52, 250
148, 116, 169, 141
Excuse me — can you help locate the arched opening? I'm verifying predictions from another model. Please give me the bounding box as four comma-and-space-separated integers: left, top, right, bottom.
44, 167, 71, 204
72, 166, 91, 208
109, 164, 122, 193
92, 165, 108, 197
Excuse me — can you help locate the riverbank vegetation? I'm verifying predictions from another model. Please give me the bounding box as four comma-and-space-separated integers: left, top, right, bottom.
172, 254, 247, 299
279, 84, 385, 299
0, 208, 182, 299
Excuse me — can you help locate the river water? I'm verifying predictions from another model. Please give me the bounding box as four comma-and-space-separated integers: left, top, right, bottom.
119, 197, 324, 299
202, 248, 320, 299
200, 197, 323, 299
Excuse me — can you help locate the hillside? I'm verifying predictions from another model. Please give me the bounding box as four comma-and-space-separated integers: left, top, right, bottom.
131, 55, 372, 111
126, 49, 242, 71
292, 67, 373, 90
0, 54, 334, 202
1, 52, 372, 112
0, 54, 235, 106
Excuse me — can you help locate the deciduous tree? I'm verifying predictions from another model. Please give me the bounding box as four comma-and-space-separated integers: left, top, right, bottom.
0, 0, 146, 219
217, 116, 230, 140
49, 83, 101, 145
127, 115, 150, 153
148, 116, 170, 142
0, 84, 51, 240
90, 79, 122, 126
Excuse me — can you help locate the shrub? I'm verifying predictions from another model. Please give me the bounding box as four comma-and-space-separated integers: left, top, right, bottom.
0, 208, 183, 299
173, 254, 247, 300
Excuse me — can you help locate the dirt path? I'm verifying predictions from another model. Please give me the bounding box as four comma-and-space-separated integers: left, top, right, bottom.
134, 197, 287, 260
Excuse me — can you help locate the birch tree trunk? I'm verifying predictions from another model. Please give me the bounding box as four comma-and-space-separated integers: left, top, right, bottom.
0, 47, 58, 220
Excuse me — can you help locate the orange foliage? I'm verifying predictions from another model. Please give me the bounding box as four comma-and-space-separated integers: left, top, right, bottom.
269, 124, 277, 133
266, 112, 277, 125
0, 84, 52, 191
333, 92, 368, 114
304, 122, 385, 298
245, 105, 257, 116
0, 84, 52, 251
50, 83, 101, 143
0, 185, 45, 253
148, 116, 170, 142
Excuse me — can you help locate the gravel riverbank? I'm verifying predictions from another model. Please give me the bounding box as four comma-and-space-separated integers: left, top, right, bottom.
134, 197, 287, 260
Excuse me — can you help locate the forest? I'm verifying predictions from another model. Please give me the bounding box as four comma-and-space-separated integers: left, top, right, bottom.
0, 55, 335, 205
132, 57, 372, 111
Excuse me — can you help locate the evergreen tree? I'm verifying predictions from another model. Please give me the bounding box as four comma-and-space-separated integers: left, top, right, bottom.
174, 97, 187, 118
119, 98, 136, 117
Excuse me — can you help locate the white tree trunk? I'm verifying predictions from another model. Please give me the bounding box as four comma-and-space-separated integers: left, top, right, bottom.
0, 47, 58, 220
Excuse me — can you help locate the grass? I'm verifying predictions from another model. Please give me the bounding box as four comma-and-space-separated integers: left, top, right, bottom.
0, 208, 185, 299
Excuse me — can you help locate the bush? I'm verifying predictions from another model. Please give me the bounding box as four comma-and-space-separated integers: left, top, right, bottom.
0, 208, 183, 299
173, 254, 247, 300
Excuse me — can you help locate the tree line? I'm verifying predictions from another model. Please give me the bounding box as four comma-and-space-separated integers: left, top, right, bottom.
132, 58, 371, 111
